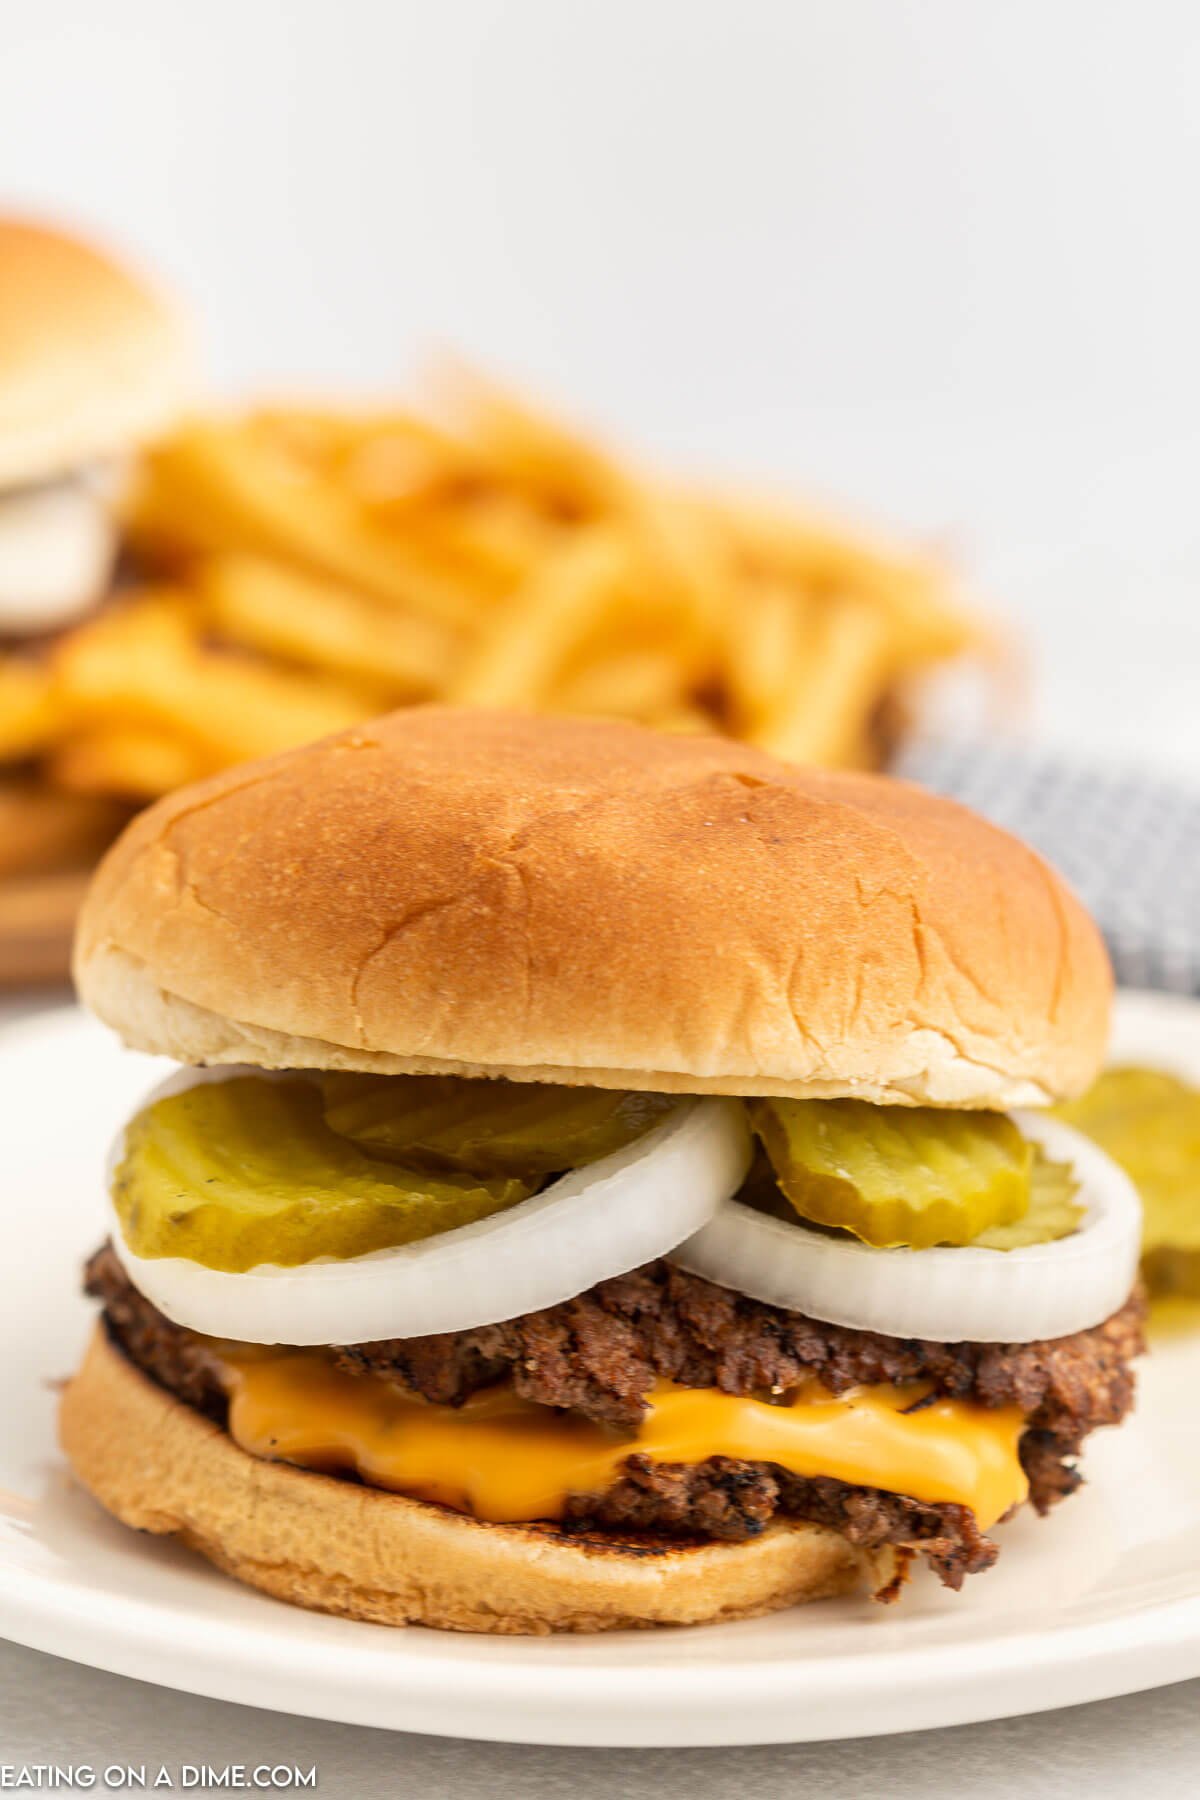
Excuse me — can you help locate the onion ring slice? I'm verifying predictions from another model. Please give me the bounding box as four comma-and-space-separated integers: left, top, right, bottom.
106, 1066, 752, 1344
671, 1113, 1141, 1343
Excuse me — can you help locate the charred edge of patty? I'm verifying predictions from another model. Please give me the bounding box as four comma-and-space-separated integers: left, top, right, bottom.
335, 1260, 1146, 1515
559, 1457, 999, 1590
82, 1244, 1145, 1594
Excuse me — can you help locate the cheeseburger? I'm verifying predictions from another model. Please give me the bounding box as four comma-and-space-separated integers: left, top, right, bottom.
0, 218, 191, 978
62, 709, 1144, 1633
0, 217, 190, 639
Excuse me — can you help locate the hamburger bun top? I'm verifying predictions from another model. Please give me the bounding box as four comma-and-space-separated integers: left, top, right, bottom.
74, 709, 1112, 1107
0, 218, 191, 487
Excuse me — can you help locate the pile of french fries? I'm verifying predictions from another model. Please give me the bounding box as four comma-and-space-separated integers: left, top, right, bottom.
0, 366, 982, 811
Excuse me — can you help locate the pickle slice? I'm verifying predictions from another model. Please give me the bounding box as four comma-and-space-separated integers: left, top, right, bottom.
1141, 1248, 1200, 1298
320, 1073, 676, 1176
749, 1098, 1033, 1249
742, 1142, 1081, 1252
1055, 1066, 1200, 1264
970, 1152, 1082, 1249
112, 1076, 533, 1272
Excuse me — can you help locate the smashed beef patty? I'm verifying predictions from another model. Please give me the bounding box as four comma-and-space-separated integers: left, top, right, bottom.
337, 1259, 1144, 1520
84, 1245, 1143, 1592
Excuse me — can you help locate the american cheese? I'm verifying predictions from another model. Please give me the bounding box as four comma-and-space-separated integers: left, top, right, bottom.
220, 1351, 1028, 1532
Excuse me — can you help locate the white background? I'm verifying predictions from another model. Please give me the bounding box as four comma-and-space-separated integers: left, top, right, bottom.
2, 9, 1199, 1787
4, 1, 1200, 773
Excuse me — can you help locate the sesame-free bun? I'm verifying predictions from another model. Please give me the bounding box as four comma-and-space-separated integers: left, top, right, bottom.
74, 708, 1111, 1107
0, 218, 191, 486
60, 1326, 883, 1633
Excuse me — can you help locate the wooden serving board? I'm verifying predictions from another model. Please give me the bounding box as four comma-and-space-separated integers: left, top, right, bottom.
0, 867, 91, 986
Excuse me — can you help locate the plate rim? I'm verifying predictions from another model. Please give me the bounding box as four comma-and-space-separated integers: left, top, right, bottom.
3, 1552, 1198, 1747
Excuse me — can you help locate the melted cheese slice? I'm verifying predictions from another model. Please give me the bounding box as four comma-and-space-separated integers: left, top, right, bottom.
220, 1351, 1028, 1532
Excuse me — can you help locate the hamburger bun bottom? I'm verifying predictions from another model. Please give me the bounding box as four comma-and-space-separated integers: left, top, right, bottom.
60, 1326, 891, 1634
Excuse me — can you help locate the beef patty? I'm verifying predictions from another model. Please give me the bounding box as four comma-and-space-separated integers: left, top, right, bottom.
84, 1244, 1144, 1594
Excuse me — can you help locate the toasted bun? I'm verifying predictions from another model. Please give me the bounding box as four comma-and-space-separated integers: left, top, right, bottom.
0, 218, 191, 486
74, 708, 1111, 1106
60, 1327, 883, 1633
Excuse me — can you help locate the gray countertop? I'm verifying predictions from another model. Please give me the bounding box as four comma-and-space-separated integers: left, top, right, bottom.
3, 1640, 1198, 1798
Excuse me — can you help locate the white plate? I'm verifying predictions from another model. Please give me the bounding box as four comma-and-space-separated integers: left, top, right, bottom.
1, 994, 1198, 1747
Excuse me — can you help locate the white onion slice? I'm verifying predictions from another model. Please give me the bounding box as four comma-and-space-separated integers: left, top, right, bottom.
0, 477, 116, 633
671, 1113, 1142, 1344
106, 1066, 752, 1344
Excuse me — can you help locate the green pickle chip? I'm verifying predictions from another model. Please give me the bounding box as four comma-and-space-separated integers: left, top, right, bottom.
1054, 1065, 1200, 1285
969, 1152, 1082, 1249
112, 1076, 535, 1272
749, 1097, 1035, 1249
1141, 1248, 1200, 1300
320, 1072, 676, 1176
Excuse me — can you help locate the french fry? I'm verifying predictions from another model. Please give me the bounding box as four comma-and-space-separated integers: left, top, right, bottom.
432, 362, 634, 518
750, 597, 897, 766
652, 703, 720, 736
338, 416, 483, 511
0, 658, 60, 757
718, 495, 977, 663
403, 489, 566, 590
50, 727, 212, 799
722, 576, 819, 734
5, 365, 986, 858
50, 591, 374, 782
623, 491, 733, 684
198, 554, 458, 697
128, 423, 485, 629
549, 648, 691, 722
448, 526, 632, 707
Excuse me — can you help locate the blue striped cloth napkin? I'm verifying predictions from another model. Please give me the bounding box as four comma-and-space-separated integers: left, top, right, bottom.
892, 738, 1200, 997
